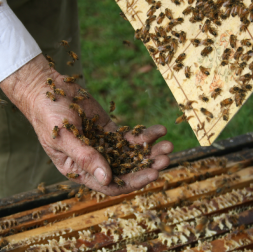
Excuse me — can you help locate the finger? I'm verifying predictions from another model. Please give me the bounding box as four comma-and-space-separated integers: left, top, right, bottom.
149, 140, 174, 158
53, 128, 112, 186
103, 120, 118, 132
94, 168, 159, 196
151, 155, 170, 171
124, 125, 167, 145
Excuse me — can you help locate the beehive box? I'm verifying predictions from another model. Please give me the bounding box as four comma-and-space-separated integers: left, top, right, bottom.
116, 0, 253, 146
1, 134, 253, 251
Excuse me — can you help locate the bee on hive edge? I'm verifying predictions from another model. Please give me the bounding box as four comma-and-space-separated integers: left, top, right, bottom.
222, 108, 230, 121
200, 108, 213, 118
52, 126, 59, 139
119, 11, 128, 21
37, 182, 46, 194
211, 88, 222, 99
66, 173, 80, 179
199, 93, 209, 102
199, 66, 210, 75
220, 98, 233, 107
175, 113, 193, 124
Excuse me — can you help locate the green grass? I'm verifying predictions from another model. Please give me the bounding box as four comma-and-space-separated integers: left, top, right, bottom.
77, 0, 253, 152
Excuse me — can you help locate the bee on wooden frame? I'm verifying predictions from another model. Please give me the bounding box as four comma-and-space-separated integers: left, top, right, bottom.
199, 66, 210, 75
37, 182, 46, 194
235, 92, 246, 107
157, 12, 165, 24
175, 53, 186, 63
145, 15, 156, 25
241, 39, 251, 47
230, 35, 237, 48
173, 62, 184, 72
145, 0, 156, 4
199, 93, 209, 102
201, 46, 213, 57
179, 31, 186, 44
191, 38, 201, 47
201, 38, 214, 46
200, 108, 213, 118
165, 8, 173, 19
222, 48, 232, 60
75, 185, 85, 201
183, 6, 193, 15
57, 184, 71, 191
220, 98, 233, 107
211, 88, 222, 99
222, 108, 230, 121
236, 62, 247, 75
175, 113, 193, 124
147, 5, 156, 17
234, 47, 244, 61
185, 66, 192, 78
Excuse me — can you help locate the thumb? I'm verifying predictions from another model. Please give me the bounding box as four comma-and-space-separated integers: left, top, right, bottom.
55, 128, 112, 186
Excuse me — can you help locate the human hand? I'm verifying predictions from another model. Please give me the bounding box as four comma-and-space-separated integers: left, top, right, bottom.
0, 54, 173, 196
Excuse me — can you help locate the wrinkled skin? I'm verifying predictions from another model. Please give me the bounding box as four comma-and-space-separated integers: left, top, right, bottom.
0, 54, 173, 196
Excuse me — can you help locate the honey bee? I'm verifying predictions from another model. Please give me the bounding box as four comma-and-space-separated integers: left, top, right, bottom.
236, 62, 247, 75
119, 11, 128, 21
73, 95, 86, 102
37, 182, 46, 194
175, 113, 191, 124
234, 47, 244, 61
235, 91, 246, 107
63, 118, 71, 130
57, 184, 71, 190
200, 108, 213, 118
54, 88, 66, 96
201, 19, 211, 33
78, 88, 90, 98
155, 1, 161, 9
173, 62, 184, 72
0, 237, 8, 249
69, 103, 85, 117
113, 176, 125, 187
171, 0, 181, 5
46, 91, 56, 101
46, 78, 55, 87
222, 48, 232, 60
157, 12, 165, 24
134, 29, 142, 40
241, 51, 253, 62
201, 38, 214, 46
132, 125, 146, 136
208, 26, 218, 36
221, 60, 229, 66
110, 114, 118, 120
159, 52, 166, 66
72, 74, 83, 80
211, 88, 222, 99
145, 15, 156, 25
45, 54, 54, 63
117, 126, 130, 133
185, 66, 192, 78
241, 39, 251, 47
201, 46, 213, 57
75, 185, 85, 201
70, 124, 80, 137
242, 83, 252, 92
199, 93, 209, 102
79, 135, 90, 145
179, 31, 186, 44
229, 86, 240, 94
230, 35, 237, 48
240, 19, 250, 32
165, 51, 174, 64
68, 189, 76, 198
239, 72, 252, 84
191, 38, 201, 47
60, 40, 69, 48
175, 53, 186, 63
67, 61, 74, 66
147, 45, 158, 55
92, 114, 99, 123
68, 51, 79, 61
66, 173, 80, 179
48, 62, 55, 69
222, 108, 230, 121
220, 98, 233, 107
63, 76, 76, 83
188, 0, 195, 3
199, 66, 210, 75
183, 6, 193, 15
147, 5, 156, 17
52, 126, 59, 139
169, 17, 184, 27
165, 8, 173, 19
0, 99, 8, 107
145, 0, 156, 4
171, 38, 178, 52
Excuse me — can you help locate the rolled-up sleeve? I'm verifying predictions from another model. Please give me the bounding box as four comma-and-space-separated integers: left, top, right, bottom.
0, 0, 42, 82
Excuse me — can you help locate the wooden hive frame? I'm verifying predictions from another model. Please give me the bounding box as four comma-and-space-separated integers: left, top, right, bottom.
1, 134, 253, 251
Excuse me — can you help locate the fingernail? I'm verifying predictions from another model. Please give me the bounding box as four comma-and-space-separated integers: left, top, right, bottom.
94, 168, 106, 185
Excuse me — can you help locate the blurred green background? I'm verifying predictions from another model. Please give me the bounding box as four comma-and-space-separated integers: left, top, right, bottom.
77, 0, 253, 153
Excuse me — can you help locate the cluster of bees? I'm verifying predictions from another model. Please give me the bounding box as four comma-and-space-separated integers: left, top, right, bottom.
128, 0, 253, 125
44, 41, 153, 187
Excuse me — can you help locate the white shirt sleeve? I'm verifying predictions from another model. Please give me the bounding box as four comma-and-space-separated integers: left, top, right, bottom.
0, 0, 42, 82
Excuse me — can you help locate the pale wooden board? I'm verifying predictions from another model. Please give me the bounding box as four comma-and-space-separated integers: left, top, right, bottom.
116, 0, 253, 146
